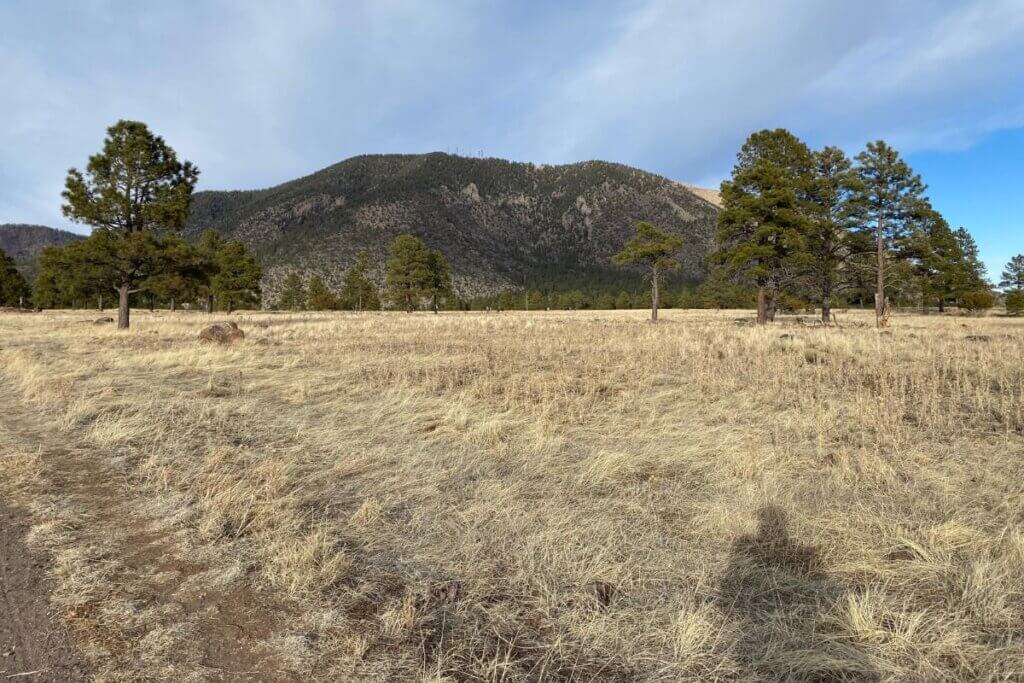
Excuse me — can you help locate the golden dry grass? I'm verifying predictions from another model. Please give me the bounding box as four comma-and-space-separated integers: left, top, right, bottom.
1, 307, 1023, 681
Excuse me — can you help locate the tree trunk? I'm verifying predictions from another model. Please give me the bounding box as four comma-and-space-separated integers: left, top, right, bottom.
875, 215, 885, 326
433, 293, 439, 314
207, 294, 214, 314
149, 295, 155, 312
117, 284, 130, 330
767, 287, 779, 322
227, 298, 234, 314
650, 264, 659, 322
170, 298, 176, 312
938, 298, 945, 313
821, 275, 832, 324
98, 294, 104, 311
756, 287, 768, 325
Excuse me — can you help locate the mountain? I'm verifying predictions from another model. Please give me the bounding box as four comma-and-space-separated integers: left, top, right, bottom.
0, 224, 85, 281
184, 153, 721, 299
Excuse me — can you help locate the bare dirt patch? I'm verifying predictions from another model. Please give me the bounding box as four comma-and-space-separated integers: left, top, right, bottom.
1, 501, 90, 682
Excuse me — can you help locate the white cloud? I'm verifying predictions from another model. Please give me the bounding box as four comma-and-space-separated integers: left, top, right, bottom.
1, 0, 1023, 231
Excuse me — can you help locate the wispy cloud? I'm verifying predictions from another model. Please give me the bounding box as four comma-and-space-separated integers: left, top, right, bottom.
1, 0, 1023, 235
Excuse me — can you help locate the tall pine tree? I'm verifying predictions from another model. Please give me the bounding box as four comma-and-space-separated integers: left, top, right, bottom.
61, 120, 199, 329
854, 141, 927, 326
711, 129, 813, 324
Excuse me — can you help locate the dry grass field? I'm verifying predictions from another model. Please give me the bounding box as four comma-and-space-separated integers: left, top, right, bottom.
1, 308, 1023, 681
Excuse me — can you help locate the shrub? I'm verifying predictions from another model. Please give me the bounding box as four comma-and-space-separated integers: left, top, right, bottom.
960, 290, 996, 315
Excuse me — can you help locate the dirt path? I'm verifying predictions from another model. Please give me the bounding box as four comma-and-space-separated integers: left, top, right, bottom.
0, 382, 299, 681
0, 501, 91, 682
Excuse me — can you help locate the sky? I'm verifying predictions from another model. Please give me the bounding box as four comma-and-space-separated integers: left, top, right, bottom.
2, 0, 1022, 279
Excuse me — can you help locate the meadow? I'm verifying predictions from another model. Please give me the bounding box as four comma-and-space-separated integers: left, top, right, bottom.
1, 308, 1022, 681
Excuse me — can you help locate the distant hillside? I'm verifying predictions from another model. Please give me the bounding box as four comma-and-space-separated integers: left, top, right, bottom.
0, 224, 85, 281
184, 153, 720, 300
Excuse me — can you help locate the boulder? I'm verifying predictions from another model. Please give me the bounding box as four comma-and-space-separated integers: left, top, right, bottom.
94, 317, 114, 325
198, 321, 244, 344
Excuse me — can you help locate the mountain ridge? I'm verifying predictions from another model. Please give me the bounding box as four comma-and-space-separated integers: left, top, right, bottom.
184, 153, 721, 300
4, 153, 721, 301
0, 224, 85, 281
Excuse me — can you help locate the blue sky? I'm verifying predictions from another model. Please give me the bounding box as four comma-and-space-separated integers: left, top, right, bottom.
2, 0, 1022, 278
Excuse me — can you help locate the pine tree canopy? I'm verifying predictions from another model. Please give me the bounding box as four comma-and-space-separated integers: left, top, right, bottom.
1000, 254, 1024, 291
613, 221, 683, 272
62, 120, 199, 234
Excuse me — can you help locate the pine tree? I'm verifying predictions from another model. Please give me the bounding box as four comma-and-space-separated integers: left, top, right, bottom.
0, 248, 30, 307
196, 229, 225, 313
1000, 254, 1024, 292
711, 129, 813, 324
143, 236, 207, 311
306, 275, 338, 310
385, 234, 432, 312
952, 227, 987, 294
425, 249, 453, 313
61, 120, 199, 329
613, 221, 683, 321
338, 251, 380, 311
277, 272, 306, 311
803, 146, 862, 323
211, 241, 262, 312
905, 207, 962, 312
853, 141, 927, 326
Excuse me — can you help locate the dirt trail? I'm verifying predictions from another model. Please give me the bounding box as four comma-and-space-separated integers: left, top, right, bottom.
1, 501, 91, 682
0, 384, 298, 681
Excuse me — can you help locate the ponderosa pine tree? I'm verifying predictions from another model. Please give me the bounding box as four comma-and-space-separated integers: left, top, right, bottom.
711, 129, 813, 324
143, 236, 208, 311
196, 229, 225, 313
905, 206, 963, 312
277, 272, 306, 311
210, 241, 262, 312
1000, 254, 1024, 292
385, 234, 432, 312
0, 248, 30, 307
854, 141, 927, 326
425, 249, 453, 314
613, 221, 683, 322
952, 226, 988, 297
306, 274, 338, 310
61, 120, 199, 329
804, 146, 863, 323
338, 251, 380, 311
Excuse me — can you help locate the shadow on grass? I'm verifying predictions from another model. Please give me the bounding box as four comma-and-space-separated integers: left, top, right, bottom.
718, 505, 879, 681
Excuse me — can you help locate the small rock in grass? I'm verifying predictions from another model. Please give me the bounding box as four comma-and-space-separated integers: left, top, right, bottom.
198, 321, 244, 344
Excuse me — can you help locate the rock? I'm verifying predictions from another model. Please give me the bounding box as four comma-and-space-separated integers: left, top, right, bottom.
965, 334, 991, 342
94, 317, 114, 324
198, 322, 244, 344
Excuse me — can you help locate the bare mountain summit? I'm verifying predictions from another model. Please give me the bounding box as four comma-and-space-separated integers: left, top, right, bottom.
184, 153, 720, 300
